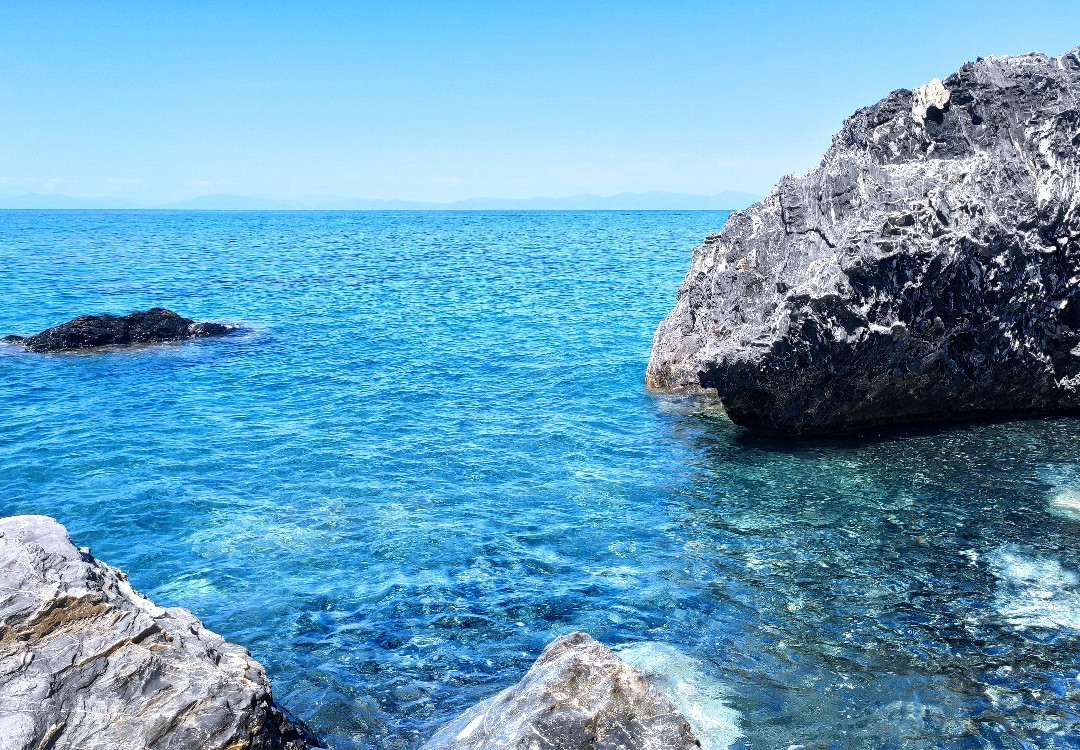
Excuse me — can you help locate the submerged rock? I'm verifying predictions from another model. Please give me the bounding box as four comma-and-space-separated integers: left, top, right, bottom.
421, 632, 702, 750
0, 515, 319, 750
9, 308, 236, 352
647, 46, 1080, 434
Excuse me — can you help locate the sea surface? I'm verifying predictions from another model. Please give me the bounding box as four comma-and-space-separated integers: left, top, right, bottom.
3, 210, 1080, 749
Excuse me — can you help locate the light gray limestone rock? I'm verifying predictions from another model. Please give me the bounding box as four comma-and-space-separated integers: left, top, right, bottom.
421, 632, 701, 750
0, 515, 318, 750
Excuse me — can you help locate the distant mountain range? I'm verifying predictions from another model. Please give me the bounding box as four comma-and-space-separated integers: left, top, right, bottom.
0, 191, 761, 211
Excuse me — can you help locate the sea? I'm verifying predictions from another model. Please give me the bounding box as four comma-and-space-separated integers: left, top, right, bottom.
2, 210, 1080, 749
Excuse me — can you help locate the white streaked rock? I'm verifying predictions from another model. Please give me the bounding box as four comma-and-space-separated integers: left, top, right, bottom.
647, 46, 1080, 435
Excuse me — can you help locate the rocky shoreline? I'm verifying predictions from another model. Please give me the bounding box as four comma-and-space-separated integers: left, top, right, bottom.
647, 46, 1080, 435
0, 516, 707, 750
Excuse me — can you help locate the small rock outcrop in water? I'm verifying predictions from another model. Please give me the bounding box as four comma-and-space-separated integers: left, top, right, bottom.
421, 632, 701, 750
5, 308, 236, 352
0, 515, 319, 750
647, 47, 1080, 434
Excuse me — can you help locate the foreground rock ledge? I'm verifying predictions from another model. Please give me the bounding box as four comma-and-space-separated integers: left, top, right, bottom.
421, 632, 702, 750
3, 308, 237, 352
647, 46, 1080, 435
0, 515, 319, 750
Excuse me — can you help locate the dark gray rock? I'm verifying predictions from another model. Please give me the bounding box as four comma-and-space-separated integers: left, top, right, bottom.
0, 515, 320, 750
10, 308, 236, 353
421, 632, 701, 750
647, 46, 1080, 435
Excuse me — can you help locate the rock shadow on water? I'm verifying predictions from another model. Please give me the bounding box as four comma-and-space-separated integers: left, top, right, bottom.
645, 390, 1080, 746
653, 389, 1080, 453
652, 390, 1080, 469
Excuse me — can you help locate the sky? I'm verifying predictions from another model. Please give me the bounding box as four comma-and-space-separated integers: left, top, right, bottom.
2, 0, 1080, 206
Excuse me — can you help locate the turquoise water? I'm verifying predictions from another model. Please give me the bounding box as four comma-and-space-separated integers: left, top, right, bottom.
3, 210, 1080, 749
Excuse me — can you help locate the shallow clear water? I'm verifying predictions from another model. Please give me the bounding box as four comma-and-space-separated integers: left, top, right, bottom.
3, 210, 1080, 749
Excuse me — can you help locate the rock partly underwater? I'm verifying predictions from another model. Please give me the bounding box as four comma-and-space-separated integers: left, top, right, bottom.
647, 46, 1080, 435
421, 632, 702, 750
0, 515, 319, 750
5, 308, 236, 352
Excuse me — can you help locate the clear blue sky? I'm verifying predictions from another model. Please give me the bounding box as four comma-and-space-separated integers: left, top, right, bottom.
2, 0, 1079, 204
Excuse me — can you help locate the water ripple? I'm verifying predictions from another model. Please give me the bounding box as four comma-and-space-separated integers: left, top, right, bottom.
2, 210, 1080, 748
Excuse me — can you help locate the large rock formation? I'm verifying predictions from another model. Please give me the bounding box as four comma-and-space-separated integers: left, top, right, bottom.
421, 632, 702, 750
647, 46, 1080, 434
0, 515, 319, 750
4, 308, 236, 352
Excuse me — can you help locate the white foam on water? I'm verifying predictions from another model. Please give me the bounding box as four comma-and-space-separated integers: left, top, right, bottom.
1048, 487, 1080, 520
616, 641, 742, 750
987, 546, 1080, 631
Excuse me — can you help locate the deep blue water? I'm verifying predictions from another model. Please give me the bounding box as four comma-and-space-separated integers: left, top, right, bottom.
3, 210, 1080, 749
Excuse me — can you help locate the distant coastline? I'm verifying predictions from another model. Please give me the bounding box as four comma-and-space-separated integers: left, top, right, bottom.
0, 190, 759, 211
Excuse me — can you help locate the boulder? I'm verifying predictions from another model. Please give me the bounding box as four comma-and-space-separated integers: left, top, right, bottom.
9, 308, 236, 352
647, 47, 1080, 435
421, 632, 701, 750
0, 515, 319, 750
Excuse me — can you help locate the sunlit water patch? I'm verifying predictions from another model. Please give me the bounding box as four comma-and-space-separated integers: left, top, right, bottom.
1050, 489, 1080, 521
987, 547, 1080, 631
618, 641, 741, 750
3, 211, 1080, 748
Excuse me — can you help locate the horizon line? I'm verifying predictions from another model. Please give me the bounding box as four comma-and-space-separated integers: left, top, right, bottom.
0, 189, 762, 212
0, 207, 746, 212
